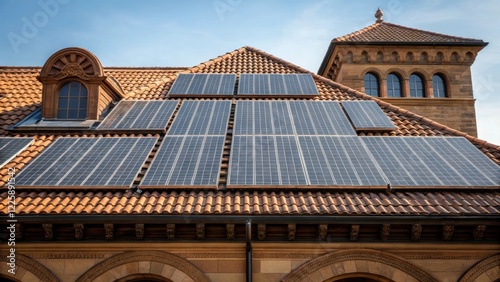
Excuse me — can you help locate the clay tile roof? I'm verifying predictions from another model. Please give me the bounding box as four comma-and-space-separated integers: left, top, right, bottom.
333, 22, 486, 44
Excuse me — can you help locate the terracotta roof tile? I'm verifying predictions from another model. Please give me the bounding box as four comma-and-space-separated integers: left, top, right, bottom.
334, 22, 485, 44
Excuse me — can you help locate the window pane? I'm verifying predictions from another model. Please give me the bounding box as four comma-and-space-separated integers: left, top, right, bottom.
58, 81, 88, 120
58, 97, 68, 108
69, 82, 81, 97
57, 109, 67, 119
433, 75, 446, 98
78, 110, 87, 119
410, 74, 424, 98
387, 74, 402, 97
364, 73, 379, 97
69, 97, 79, 108
59, 84, 70, 97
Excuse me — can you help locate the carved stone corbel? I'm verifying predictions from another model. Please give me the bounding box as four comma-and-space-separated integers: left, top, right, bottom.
258, 224, 266, 240
350, 225, 360, 241
473, 225, 486, 241
442, 225, 454, 240
167, 224, 175, 239
135, 224, 144, 239
288, 224, 296, 241
411, 224, 422, 242
196, 223, 205, 240
74, 224, 84, 240
226, 224, 235, 240
42, 223, 53, 240
104, 224, 114, 240
380, 224, 391, 241
318, 224, 328, 241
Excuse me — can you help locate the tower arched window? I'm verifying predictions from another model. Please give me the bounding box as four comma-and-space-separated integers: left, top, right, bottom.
386, 73, 402, 97
58, 81, 88, 119
432, 74, 447, 98
364, 73, 379, 97
409, 74, 425, 98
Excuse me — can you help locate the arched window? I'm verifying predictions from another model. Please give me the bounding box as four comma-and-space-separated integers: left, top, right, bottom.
409, 74, 425, 98
432, 74, 447, 98
364, 73, 379, 97
58, 81, 88, 119
386, 73, 402, 97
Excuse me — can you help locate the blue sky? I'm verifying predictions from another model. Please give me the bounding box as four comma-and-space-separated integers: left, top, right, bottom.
1, 0, 499, 144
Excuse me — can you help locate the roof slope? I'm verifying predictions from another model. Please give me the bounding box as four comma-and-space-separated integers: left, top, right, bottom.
333, 22, 486, 44
1, 46, 499, 217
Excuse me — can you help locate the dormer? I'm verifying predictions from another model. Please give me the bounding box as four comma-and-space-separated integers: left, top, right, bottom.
37, 47, 124, 121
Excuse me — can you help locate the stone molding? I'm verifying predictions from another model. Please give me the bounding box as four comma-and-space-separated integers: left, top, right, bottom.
28, 253, 106, 259
458, 253, 500, 282
75, 250, 210, 282
282, 249, 439, 282
0, 252, 60, 282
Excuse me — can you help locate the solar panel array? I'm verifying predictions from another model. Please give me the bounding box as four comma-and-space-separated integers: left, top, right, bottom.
237, 74, 319, 96
97, 100, 178, 131
141, 100, 231, 188
362, 137, 500, 187
341, 100, 397, 131
168, 74, 236, 97
16, 137, 157, 188
234, 101, 356, 136
0, 137, 34, 167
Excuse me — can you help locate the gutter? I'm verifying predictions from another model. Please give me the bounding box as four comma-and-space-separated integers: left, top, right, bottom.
246, 219, 252, 282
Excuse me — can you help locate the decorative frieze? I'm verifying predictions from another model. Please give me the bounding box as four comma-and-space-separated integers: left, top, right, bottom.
350, 225, 360, 241
226, 224, 235, 240
42, 223, 53, 240
104, 224, 114, 240
29, 253, 106, 259
74, 223, 84, 240
288, 224, 296, 241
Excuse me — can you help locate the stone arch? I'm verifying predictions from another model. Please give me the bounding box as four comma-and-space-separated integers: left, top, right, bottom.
450, 51, 460, 63
346, 51, 354, 63
383, 68, 407, 79
405, 52, 414, 63
0, 252, 60, 282
434, 51, 444, 63
408, 68, 431, 81
464, 51, 475, 64
458, 254, 500, 282
282, 249, 439, 282
75, 250, 210, 282
40, 47, 104, 78
375, 51, 384, 63
361, 51, 370, 63
390, 51, 400, 63
361, 68, 384, 80
420, 52, 429, 63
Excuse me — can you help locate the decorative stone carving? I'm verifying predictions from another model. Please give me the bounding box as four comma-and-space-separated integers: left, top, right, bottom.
258, 224, 266, 240
442, 225, 454, 240
318, 224, 328, 241
380, 224, 391, 241
42, 223, 53, 240
54, 63, 90, 79
0, 253, 60, 282
196, 223, 205, 240
350, 225, 360, 241
104, 224, 114, 240
135, 224, 144, 239
458, 254, 500, 282
167, 224, 175, 239
411, 224, 422, 241
288, 224, 296, 241
226, 224, 235, 240
74, 223, 84, 240
15, 223, 23, 240
473, 225, 486, 241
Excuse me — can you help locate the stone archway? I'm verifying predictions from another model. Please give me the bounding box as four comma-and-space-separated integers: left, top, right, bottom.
0, 252, 60, 282
75, 250, 210, 282
282, 249, 439, 282
458, 254, 500, 282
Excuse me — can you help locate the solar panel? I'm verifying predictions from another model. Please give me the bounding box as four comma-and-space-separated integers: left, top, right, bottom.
15, 137, 157, 188
237, 74, 319, 96
341, 100, 397, 131
361, 137, 500, 187
299, 136, 387, 186
97, 100, 178, 131
0, 137, 34, 167
140, 136, 225, 187
228, 136, 307, 187
233, 101, 356, 135
168, 100, 231, 135
168, 74, 236, 96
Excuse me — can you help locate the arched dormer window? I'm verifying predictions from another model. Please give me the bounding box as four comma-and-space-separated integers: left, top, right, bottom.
432, 74, 447, 98
364, 72, 380, 97
386, 73, 402, 97
58, 81, 88, 119
410, 74, 425, 98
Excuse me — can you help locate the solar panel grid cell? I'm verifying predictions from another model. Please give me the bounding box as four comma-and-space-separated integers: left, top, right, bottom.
342, 100, 396, 131
168, 74, 236, 96
237, 74, 319, 96
0, 137, 33, 167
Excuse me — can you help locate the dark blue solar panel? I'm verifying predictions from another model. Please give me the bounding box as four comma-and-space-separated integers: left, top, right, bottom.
167, 100, 231, 135
234, 101, 355, 136
342, 100, 396, 131
141, 136, 225, 187
16, 137, 156, 188
0, 137, 33, 167
237, 74, 319, 96
97, 100, 178, 130
168, 74, 236, 96
299, 136, 387, 186
228, 136, 307, 186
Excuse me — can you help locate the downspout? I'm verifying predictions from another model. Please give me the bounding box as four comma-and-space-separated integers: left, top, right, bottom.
246, 219, 252, 282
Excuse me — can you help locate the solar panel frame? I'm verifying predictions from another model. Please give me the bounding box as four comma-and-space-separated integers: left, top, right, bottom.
341, 100, 397, 131
97, 100, 178, 132
15, 137, 157, 188
0, 137, 34, 168
237, 74, 319, 97
168, 74, 236, 97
